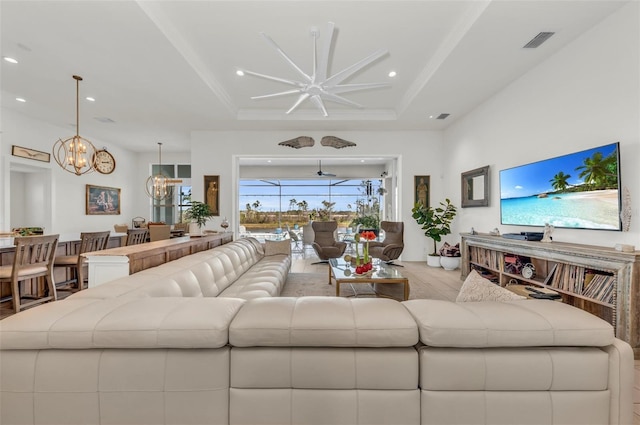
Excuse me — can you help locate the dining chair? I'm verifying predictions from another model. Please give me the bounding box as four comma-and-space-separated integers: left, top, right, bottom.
126, 228, 149, 246
0, 234, 59, 313
54, 231, 110, 291
148, 224, 171, 242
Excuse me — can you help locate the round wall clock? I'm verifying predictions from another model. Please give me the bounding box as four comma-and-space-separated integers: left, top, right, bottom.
93, 149, 116, 174
521, 263, 536, 279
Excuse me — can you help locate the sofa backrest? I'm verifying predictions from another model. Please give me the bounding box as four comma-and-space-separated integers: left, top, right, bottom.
70, 237, 266, 300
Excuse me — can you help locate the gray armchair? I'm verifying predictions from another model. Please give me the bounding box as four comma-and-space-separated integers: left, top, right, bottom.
311, 221, 346, 264
368, 221, 404, 266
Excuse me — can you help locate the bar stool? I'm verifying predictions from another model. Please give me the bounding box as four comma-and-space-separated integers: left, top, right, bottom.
126, 228, 148, 245
54, 231, 110, 291
0, 234, 59, 313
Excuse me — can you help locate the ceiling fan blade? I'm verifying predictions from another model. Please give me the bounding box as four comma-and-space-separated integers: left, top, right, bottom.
242, 69, 304, 87
324, 48, 389, 86
316, 21, 335, 83
286, 93, 311, 114
310, 95, 328, 117
319, 93, 363, 109
251, 89, 302, 100
260, 32, 312, 83
327, 82, 390, 95
317, 160, 336, 177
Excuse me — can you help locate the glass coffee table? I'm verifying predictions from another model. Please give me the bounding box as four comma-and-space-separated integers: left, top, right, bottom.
329, 258, 409, 301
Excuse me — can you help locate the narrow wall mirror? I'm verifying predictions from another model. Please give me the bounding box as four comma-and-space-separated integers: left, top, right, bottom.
461, 165, 489, 207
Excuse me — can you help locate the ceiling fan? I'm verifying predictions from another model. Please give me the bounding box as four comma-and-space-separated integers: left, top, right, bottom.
241, 22, 390, 117
316, 160, 336, 177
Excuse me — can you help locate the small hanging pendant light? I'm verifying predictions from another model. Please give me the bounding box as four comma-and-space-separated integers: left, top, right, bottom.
145, 142, 170, 200
52, 75, 97, 175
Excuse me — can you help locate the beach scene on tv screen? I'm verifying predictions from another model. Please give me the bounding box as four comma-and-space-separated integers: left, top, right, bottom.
500, 143, 620, 230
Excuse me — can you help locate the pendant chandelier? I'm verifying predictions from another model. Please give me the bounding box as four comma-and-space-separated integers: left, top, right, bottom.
52, 75, 97, 175
145, 142, 170, 200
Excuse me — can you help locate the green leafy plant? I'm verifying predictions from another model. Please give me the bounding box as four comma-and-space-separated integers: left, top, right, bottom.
411, 198, 457, 255
185, 201, 214, 228
349, 214, 380, 230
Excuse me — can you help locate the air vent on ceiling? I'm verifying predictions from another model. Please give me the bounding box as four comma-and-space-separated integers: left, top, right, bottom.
523, 32, 555, 49
94, 117, 115, 123
436, 113, 450, 120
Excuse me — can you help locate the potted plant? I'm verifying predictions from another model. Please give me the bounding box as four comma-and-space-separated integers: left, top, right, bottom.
411, 198, 457, 267
185, 201, 215, 236
349, 214, 380, 236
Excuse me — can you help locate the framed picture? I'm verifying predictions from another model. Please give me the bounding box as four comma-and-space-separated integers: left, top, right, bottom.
414, 175, 430, 208
204, 175, 220, 216
86, 184, 121, 215
12, 145, 51, 163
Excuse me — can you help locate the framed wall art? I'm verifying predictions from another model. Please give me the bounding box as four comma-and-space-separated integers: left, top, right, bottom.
86, 184, 121, 215
414, 175, 430, 207
204, 175, 220, 216
12, 145, 51, 163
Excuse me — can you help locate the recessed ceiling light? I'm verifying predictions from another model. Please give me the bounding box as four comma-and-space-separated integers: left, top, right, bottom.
267, 160, 272, 163
236, 70, 245, 76
86, 97, 95, 102
429, 115, 434, 119
388, 71, 397, 78
3, 57, 18, 64
360, 159, 365, 163
15, 97, 26, 102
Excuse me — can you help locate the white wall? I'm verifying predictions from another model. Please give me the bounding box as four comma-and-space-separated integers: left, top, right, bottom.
444, 1, 640, 249
1, 108, 141, 233
191, 130, 445, 261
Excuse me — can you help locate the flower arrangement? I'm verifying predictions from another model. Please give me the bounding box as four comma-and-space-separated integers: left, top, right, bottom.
354, 230, 377, 275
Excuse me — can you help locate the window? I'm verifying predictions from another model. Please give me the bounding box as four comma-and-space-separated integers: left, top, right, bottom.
150, 164, 191, 224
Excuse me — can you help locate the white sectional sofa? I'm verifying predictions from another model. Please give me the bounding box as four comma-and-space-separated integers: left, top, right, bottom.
0, 238, 634, 425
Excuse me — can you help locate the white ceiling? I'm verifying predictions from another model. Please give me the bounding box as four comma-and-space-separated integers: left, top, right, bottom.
1, 0, 628, 153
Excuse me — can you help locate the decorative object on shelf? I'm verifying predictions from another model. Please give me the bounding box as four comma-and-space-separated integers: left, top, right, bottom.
52, 75, 97, 175
414, 175, 430, 207
93, 148, 116, 174
541, 223, 554, 243
411, 198, 457, 267
204, 175, 220, 216
86, 184, 121, 215
320, 136, 356, 149
240, 22, 389, 117
489, 228, 500, 236
461, 165, 489, 207
12, 145, 50, 163
521, 263, 536, 279
220, 217, 230, 232
278, 136, 314, 149
621, 186, 631, 232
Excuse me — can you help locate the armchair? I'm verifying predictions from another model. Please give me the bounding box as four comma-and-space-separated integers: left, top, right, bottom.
368, 221, 404, 266
311, 221, 346, 265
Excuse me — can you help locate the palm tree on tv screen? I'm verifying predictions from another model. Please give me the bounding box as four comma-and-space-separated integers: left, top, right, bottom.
549, 171, 572, 192
575, 149, 617, 189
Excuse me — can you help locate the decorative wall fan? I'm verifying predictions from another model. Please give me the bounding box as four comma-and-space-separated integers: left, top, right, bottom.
241, 22, 389, 116
316, 160, 336, 177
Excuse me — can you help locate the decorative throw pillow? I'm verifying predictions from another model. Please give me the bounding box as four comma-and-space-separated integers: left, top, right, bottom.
264, 239, 291, 256
456, 269, 527, 302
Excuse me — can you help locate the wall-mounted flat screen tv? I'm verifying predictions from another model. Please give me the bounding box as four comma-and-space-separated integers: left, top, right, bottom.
500, 142, 621, 230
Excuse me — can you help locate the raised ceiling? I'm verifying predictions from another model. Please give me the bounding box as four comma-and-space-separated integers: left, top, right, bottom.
0, 0, 628, 153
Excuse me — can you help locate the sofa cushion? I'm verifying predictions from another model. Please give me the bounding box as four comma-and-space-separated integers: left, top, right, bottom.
456, 269, 526, 302
0, 297, 245, 349
230, 297, 419, 347
402, 299, 614, 348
